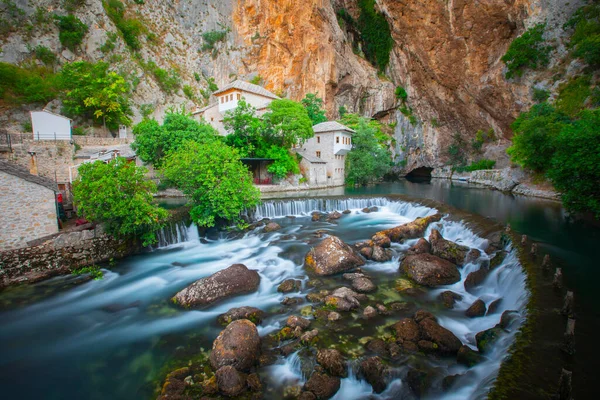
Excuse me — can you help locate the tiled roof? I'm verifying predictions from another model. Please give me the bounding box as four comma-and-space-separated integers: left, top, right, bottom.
298, 152, 327, 164
0, 160, 58, 192
213, 80, 280, 100
312, 121, 355, 134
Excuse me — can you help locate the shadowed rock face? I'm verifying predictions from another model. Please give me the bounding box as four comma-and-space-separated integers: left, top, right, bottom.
172, 264, 260, 308
305, 236, 365, 276
210, 319, 261, 372
400, 253, 461, 286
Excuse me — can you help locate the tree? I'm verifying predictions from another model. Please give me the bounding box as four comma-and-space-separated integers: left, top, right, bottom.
263, 99, 314, 148
73, 157, 168, 246
256, 145, 300, 179
301, 93, 328, 125
346, 118, 392, 185
161, 141, 260, 228
223, 99, 265, 157
132, 110, 219, 167
547, 109, 600, 217
59, 61, 133, 129
507, 103, 571, 172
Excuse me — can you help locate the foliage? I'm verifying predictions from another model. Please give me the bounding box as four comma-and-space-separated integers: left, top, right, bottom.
161, 141, 260, 228
33, 45, 57, 66
454, 159, 496, 173
201, 30, 228, 51
507, 103, 571, 172
446, 133, 468, 167
249, 75, 263, 85
339, 112, 388, 147
258, 145, 300, 179
547, 109, 600, 217
471, 128, 496, 152
223, 99, 264, 157
103, 0, 144, 51
183, 84, 196, 101
206, 77, 218, 92
139, 103, 155, 118
72, 126, 86, 136
21, 121, 32, 133
395, 86, 408, 101
533, 88, 550, 103
63, 0, 85, 12
73, 157, 168, 246
262, 99, 314, 148
0, 62, 58, 104
59, 61, 133, 129
100, 31, 118, 53
145, 61, 181, 95
565, 2, 600, 67
55, 14, 88, 51
555, 75, 592, 117
345, 118, 392, 185
338, 105, 348, 118
132, 110, 219, 167
502, 23, 552, 79
72, 265, 103, 280
301, 93, 328, 125
193, 72, 201, 82
357, 0, 394, 71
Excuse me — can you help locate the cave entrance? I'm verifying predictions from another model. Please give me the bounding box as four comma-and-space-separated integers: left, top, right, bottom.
406, 167, 433, 182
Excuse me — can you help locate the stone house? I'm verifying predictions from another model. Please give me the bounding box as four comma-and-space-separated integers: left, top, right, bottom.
192, 80, 280, 135
298, 121, 354, 187
0, 160, 59, 251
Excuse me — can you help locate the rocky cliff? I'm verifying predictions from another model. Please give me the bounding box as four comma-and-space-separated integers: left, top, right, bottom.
0, 0, 585, 172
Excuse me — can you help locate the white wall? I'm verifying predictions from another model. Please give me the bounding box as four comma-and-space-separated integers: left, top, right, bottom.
31, 112, 72, 141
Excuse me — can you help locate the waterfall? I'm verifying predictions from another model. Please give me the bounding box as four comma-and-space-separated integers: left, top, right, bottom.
155, 220, 197, 248
249, 197, 436, 220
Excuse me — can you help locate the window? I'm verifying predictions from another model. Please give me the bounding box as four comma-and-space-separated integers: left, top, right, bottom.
58, 184, 66, 191
220, 97, 224, 104
316, 151, 321, 158
336, 136, 339, 144
237, 93, 241, 100
211, 117, 214, 122
317, 136, 320, 143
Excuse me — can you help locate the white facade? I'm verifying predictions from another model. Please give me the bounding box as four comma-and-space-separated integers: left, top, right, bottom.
31, 110, 72, 141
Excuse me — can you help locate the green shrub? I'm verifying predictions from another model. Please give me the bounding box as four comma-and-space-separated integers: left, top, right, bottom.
139, 103, 155, 118
72, 266, 103, 280
547, 109, 600, 217
146, 61, 181, 95
395, 86, 408, 101
194, 72, 201, 82
339, 105, 348, 117
206, 77, 218, 92
0, 62, 58, 104
471, 128, 496, 151
455, 159, 496, 173
55, 14, 89, 51
301, 93, 327, 125
63, 0, 85, 12
72, 126, 86, 136
201, 30, 228, 51
565, 3, 600, 67
431, 118, 440, 128
21, 121, 32, 133
103, 0, 144, 51
447, 133, 467, 166
533, 88, 550, 103
33, 45, 57, 66
249, 75, 263, 85
100, 32, 118, 53
502, 23, 552, 79
555, 75, 592, 117
183, 84, 196, 100
258, 145, 300, 179
357, 0, 394, 71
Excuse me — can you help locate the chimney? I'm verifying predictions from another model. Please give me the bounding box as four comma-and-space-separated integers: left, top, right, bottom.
28, 151, 38, 175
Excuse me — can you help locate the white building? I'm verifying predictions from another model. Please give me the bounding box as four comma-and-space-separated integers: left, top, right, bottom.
30, 110, 72, 141
298, 121, 354, 187
192, 80, 280, 135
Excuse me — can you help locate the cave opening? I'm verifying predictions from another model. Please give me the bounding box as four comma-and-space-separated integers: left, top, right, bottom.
405, 167, 433, 182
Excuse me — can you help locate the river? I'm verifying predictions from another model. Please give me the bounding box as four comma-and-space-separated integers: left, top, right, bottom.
0, 179, 595, 399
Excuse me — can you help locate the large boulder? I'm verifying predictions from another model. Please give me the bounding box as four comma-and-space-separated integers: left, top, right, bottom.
317, 349, 347, 377
429, 229, 480, 265
465, 299, 487, 318
464, 268, 489, 292
215, 366, 246, 397
418, 317, 462, 354
303, 372, 340, 399
217, 306, 266, 326
372, 213, 443, 245
392, 318, 421, 342
305, 236, 365, 276
407, 238, 432, 255
360, 356, 388, 393
172, 264, 260, 308
400, 254, 461, 287
210, 319, 261, 372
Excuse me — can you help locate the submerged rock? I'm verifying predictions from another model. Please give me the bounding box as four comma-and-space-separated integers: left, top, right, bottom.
172, 264, 260, 308
217, 306, 266, 326
429, 229, 480, 265
360, 356, 388, 393
475, 326, 503, 354
400, 254, 461, 287
465, 299, 487, 318
317, 349, 347, 377
264, 222, 282, 232
372, 213, 443, 244
287, 315, 311, 330
438, 291, 463, 309
278, 279, 302, 293
457, 345, 484, 367
305, 236, 365, 276
351, 277, 377, 293
210, 319, 261, 372
304, 372, 340, 399
363, 306, 378, 319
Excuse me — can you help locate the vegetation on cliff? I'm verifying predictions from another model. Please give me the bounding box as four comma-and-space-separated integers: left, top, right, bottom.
73, 157, 168, 246
501, 23, 552, 79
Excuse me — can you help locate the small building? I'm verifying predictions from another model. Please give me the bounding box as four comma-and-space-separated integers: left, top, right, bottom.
0, 160, 59, 251
30, 110, 72, 141
298, 121, 354, 186
192, 80, 280, 135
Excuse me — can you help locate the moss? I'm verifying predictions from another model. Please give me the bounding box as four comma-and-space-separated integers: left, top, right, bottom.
555, 75, 592, 117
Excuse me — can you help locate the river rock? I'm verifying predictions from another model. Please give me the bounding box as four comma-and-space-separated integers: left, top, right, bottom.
307, 290, 329, 303
342, 210, 351, 214
499, 310, 519, 329
217, 306, 266, 325
489, 250, 507, 270
359, 246, 373, 259
305, 236, 365, 276
457, 345, 484, 367
210, 319, 261, 372
351, 277, 377, 293
487, 298, 502, 314
327, 211, 342, 220
301, 329, 319, 343
429, 229, 480, 265
317, 349, 347, 377
438, 291, 463, 309
328, 311, 341, 321
414, 310, 436, 322
172, 264, 260, 308
360, 356, 387, 393
264, 222, 282, 232
287, 315, 311, 330
393, 318, 421, 342
407, 238, 432, 255
343, 272, 367, 281
419, 317, 462, 354
215, 365, 246, 397
371, 245, 393, 262
465, 299, 487, 318
366, 338, 388, 356
278, 279, 302, 293
159, 367, 189, 398
475, 326, 503, 354
400, 254, 461, 287
363, 306, 378, 319
304, 372, 340, 399
247, 373, 262, 392
372, 213, 443, 245
464, 267, 489, 292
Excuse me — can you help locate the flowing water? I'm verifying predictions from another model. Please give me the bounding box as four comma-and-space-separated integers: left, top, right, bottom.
0, 192, 530, 400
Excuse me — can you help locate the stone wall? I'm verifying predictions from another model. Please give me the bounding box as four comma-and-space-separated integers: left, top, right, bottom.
0, 226, 142, 287
0, 170, 58, 251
